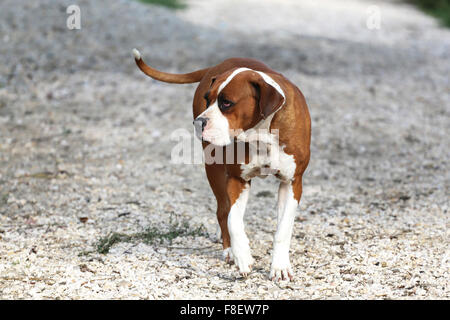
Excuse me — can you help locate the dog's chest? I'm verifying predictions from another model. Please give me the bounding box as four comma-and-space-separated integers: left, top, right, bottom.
239, 142, 296, 182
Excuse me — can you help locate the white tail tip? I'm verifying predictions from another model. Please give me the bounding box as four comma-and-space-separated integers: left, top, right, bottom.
132, 48, 141, 60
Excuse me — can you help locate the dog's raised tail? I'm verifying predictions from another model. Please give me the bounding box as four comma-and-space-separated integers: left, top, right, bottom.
132, 49, 209, 84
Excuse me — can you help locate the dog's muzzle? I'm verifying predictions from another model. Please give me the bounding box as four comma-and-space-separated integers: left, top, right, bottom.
193, 117, 207, 139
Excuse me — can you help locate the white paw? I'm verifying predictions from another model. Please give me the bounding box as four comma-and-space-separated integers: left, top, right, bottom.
222, 247, 234, 264
232, 245, 254, 277
270, 255, 293, 281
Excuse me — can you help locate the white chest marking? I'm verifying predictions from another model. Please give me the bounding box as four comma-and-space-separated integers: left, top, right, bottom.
239, 138, 296, 182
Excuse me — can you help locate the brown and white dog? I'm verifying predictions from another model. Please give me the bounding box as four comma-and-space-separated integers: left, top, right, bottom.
133, 49, 311, 281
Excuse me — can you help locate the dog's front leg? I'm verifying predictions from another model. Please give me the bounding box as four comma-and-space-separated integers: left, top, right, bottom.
227, 177, 253, 276
270, 179, 301, 281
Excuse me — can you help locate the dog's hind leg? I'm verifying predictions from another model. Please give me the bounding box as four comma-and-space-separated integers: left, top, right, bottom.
270, 177, 303, 281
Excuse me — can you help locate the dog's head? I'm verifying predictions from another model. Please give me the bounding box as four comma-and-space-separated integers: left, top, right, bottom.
194, 68, 285, 146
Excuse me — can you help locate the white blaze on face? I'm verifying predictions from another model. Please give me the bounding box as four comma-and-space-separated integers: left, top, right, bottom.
197, 100, 231, 146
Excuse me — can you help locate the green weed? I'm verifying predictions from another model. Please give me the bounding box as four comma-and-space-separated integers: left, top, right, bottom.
96, 219, 207, 254
139, 0, 186, 10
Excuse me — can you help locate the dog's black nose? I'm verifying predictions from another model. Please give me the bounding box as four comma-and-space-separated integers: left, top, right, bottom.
193, 117, 207, 132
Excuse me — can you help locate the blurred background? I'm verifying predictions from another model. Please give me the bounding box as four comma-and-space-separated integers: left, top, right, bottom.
0, 0, 448, 299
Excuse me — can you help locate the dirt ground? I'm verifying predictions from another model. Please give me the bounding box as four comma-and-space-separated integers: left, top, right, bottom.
0, 0, 449, 299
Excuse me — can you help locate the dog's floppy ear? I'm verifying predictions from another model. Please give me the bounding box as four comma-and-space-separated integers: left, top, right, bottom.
251, 77, 284, 119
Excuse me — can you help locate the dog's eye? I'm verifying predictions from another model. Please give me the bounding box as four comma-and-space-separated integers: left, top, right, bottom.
219, 98, 234, 111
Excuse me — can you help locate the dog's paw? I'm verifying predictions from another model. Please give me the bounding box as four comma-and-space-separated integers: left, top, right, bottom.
232, 246, 254, 277
222, 247, 234, 264
270, 260, 293, 281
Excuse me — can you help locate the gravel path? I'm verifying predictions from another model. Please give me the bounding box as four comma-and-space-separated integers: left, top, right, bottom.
0, 0, 449, 299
